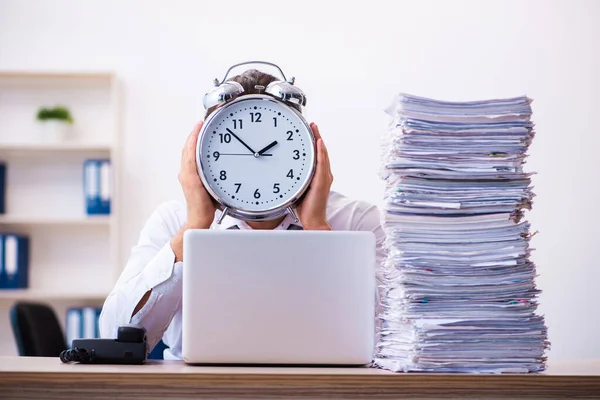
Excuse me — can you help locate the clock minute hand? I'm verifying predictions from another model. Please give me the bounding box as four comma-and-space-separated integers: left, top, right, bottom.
257, 140, 278, 156
219, 153, 273, 156
226, 128, 256, 155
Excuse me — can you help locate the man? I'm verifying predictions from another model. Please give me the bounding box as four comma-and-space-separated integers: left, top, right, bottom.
99, 69, 385, 360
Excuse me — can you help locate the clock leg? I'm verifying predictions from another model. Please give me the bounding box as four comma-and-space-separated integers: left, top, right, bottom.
217, 207, 229, 224
287, 206, 299, 223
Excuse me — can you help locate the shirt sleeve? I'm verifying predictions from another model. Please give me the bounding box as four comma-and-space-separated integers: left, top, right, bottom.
350, 203, 387, 311
350, 204, 386, 270
98, 201, 185, 352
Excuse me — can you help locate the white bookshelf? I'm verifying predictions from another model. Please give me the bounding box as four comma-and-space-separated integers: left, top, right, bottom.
0, 143, 114, 152
0, 215, 111, 226
0, 71, 121, 355
0, 289, 109, 301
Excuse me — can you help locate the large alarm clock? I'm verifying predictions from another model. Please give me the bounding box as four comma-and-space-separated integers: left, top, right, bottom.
196, 62, 316, 223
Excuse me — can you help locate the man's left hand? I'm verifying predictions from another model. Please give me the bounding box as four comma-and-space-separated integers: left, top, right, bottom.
296, 123, 333, 231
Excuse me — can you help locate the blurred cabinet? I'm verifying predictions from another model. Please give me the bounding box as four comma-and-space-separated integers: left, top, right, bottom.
0, 71, 122, 354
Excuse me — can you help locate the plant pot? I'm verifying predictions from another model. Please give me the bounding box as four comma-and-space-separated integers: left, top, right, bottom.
39, 120, 72, 142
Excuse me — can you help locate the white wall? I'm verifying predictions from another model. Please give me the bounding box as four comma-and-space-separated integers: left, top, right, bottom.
1, 0, 599, 361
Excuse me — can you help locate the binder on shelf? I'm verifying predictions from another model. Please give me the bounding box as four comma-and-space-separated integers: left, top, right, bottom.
66, 306, 103, 346
84, 159, 100, 214
0, 235, 4, 289
99, 160, 111, 214
82, 306, 97, 339
66, 307, 82, 347
0, 162, 6, 214
84, 159, 111, 215
95, 307, 102, 338
0, 234, 29, 289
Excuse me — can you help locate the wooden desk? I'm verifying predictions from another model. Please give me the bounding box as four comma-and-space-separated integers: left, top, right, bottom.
0, 357, 599, 399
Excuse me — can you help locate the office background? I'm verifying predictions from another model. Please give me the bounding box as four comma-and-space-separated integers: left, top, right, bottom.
0, 0, 598, 360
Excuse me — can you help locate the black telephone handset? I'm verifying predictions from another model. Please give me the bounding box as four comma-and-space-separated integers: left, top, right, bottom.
60, 324, 147, 364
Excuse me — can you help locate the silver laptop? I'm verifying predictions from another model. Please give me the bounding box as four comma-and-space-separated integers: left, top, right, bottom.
182, 230, 375, 365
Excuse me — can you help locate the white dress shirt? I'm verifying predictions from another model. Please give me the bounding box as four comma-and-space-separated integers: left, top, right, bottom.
99, 190, 385, 360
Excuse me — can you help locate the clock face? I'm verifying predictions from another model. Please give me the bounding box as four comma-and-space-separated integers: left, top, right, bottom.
197, 95, 316, 217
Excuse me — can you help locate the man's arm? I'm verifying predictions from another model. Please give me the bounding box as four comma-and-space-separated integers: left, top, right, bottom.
99, 201, 187, 350
130, 218, 209, 317
101, 121, 217, 350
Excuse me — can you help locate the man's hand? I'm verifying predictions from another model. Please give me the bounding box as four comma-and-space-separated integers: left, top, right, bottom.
296, 123, 333, 231
135, 122, 215, 315
171, 121, 216, 261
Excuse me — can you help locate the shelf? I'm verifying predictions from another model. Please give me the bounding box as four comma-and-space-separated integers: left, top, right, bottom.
0, 215, 111, 226
0, 71, 115, 80
0, 143, 113, 153
0, 289, 108, 302
0, 70, 121, 357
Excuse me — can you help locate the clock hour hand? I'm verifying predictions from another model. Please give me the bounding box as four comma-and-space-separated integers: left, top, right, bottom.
219, 153, 272, 156
226, 128, 256, 155
257, 140, 278, 156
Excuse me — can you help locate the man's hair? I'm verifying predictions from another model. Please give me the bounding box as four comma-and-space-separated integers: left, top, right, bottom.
205, 69, 300, 118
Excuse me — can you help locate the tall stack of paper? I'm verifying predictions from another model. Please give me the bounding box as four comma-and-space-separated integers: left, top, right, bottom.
375, 94, 548, 373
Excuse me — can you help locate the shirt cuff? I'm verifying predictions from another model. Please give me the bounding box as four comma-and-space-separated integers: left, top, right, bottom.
122, 243, 177, 324
142, 242, 178, 289
153, 261, 183, 297
131, 261, 184, 349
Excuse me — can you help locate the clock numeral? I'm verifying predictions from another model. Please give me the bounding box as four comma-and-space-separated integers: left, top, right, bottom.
287, 131, 294, 141
273, 183, 280, 193
273, 117, 277, 127
293, 150, 300, 160
219, 133, 231, 143
233, 119, 243, 129
213, 151, 220, 161
220, 170, 227, 180
234, 183, 242, 193
254, 189, 261, 199
286, 169, 294, 179
250, 112, 262, 123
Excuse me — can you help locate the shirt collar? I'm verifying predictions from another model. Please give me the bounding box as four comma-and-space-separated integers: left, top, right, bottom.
215, 210, 302, 230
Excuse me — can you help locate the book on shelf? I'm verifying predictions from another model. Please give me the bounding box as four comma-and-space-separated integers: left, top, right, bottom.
84, 159, 111, 215
0, 162, 5, 214
66, 306, 103, 347
0, 234, 29, 289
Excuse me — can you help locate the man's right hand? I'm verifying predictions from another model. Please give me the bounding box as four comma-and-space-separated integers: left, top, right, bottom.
134, 122, 216, 316
178, 121, 216, 228
171, 121, 216, 262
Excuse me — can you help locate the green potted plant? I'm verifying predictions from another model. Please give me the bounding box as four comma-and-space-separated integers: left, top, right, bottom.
36, 105, 74, 142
